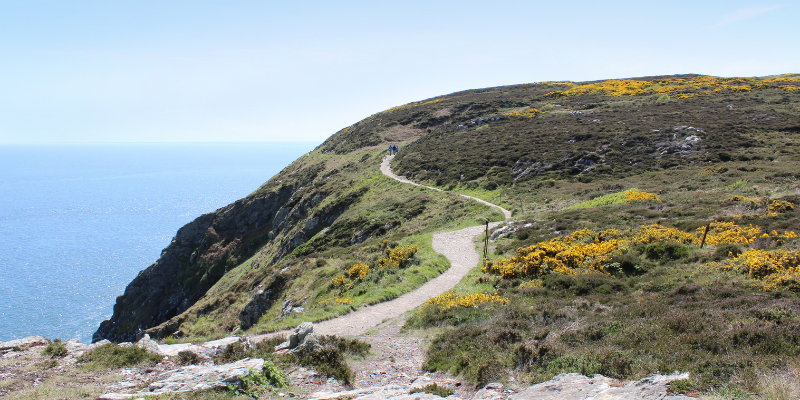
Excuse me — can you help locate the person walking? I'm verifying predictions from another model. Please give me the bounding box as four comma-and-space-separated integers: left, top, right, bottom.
388, 144, 393, 156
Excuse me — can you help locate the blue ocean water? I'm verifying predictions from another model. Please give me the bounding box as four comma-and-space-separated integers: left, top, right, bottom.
0, 142, 317, 343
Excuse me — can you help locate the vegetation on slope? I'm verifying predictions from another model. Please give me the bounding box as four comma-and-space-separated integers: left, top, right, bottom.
95, 72, 800, 398
128, 144, 500, 341
406, 165, 800, 396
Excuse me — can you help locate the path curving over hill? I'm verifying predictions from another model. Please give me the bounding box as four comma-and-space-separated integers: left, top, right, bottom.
252, 155, 511, 393
310, 223, 498, 337
298, 155, 508, 337
381, 155, 512, 220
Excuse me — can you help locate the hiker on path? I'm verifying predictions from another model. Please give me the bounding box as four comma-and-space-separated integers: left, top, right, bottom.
388, 144, 393, 155
393, 145, 398, 155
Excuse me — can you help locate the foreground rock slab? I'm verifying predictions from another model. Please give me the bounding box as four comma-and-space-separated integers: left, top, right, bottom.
99, 357, 264, 399
309, 384, 463, 400
507, 372, 693, 400
307, 372, 695, 400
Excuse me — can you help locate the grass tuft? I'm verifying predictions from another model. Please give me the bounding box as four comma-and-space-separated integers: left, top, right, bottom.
410, 383, 454, 397
41, 339, 67, 358
77, 343, 162, 371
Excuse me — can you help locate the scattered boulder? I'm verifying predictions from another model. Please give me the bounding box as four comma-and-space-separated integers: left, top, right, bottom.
281, 299, 306, 316
64, 338, 89, 357
135, 334, 164, 356
275, 322, 315, 354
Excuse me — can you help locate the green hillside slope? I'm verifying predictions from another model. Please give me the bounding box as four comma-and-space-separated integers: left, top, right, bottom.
95, 74, 800, 396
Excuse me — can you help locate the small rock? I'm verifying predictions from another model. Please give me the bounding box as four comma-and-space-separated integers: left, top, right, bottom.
135, 334, 164, 356
276, 322, 314, 352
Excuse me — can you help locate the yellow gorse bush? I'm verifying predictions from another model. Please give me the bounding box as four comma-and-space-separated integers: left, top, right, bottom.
508, 108, 543, 118
769, 200, 794, 213
545, 76, 797, 99
331, 244, 419, 289
347, 262, 370, 280
424, 291, 510, 311
484, 222, 797, 280
697, 221, 761, 246
730, 249, 800, 292
625, 190, 662, 203
626, 224, 695, 245
377, 244, 419, 269
331, 274, 347, 288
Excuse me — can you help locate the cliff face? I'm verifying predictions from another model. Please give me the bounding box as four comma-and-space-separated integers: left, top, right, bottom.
93, 160, 349, 342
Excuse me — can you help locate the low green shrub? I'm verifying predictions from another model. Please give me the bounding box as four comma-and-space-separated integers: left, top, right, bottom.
318, 335, 371, 358
668, 379, 693, 394
78, 343, 162, 370
175, 350, 201, 365
41, 339, 67, 358
294, 345, 353, 385
213, 341, 249, 364
227, 361, 287, 398
643, 242, 689, 261
712, 244, 742, 261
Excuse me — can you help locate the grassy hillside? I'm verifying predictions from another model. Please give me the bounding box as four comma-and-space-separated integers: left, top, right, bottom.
97, 73, 800, 398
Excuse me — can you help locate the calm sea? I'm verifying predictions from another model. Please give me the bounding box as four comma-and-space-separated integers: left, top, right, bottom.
0, 142, 317, 343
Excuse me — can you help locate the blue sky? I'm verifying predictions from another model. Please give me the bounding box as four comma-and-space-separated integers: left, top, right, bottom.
0, 1, 797, 144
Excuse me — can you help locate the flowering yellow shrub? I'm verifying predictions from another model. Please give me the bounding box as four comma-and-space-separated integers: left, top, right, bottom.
331, 274, 346, 288
380, 98, 443, 114
728, 195, 760, 204
508, 108, 543, 118
545, 76, 783, 98
769, 200, 794, 213
425, 291, 509, 311
732, 249, 800, 291
697, 221, 761, 246
625, 189, 661, 203
378, 244, 419, 269
519, 279, 543, 289
482, 228, 623, 279
332, 244, 419, 291
628, 224, 695, 245
347, 262, 371, 280
483, 221, 798, 279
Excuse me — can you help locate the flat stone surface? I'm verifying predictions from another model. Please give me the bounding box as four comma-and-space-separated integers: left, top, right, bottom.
201, 336, 240, 350
100, 358, 264, 399
0, 336, 48, 351
308, 384, 464, 400
158, 342, 214, 358
509, 372, 693, 400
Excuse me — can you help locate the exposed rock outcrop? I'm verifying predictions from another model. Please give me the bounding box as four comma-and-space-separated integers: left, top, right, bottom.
99, 358, 266, 399
306, 373, 695, 400
275, 321, 317, 354
238, 276, 287, 329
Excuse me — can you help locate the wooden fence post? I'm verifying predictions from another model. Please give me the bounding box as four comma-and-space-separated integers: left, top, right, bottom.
700, 223, 711, 249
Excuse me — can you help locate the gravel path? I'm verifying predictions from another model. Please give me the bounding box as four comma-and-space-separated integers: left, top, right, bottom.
381, 155, 512, 219
253, 155, 508, 392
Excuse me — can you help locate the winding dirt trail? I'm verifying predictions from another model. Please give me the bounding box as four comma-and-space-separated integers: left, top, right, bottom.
254, 155, 510, 392
381, 155, 512, 219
